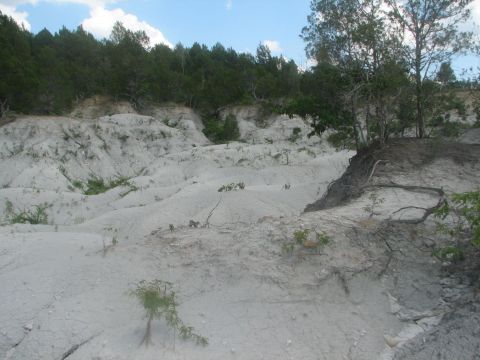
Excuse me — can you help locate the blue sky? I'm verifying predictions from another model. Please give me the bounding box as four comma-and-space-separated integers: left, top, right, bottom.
0, 0, 312, 68
0, 0, 478, 76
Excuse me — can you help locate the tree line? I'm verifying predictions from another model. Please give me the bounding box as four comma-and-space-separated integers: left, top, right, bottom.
0, 14, 300, 117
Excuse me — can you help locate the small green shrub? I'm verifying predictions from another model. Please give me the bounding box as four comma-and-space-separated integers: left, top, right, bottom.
293, 229, 310, 245
432, 190, 480, 264
4, 200, 49, 225
223, 114, 240, 141
72, 180, 83, 190
283, 229, 330, 255
363, 192, 385, 217
435, 190, 480, 246
218, 182, 245, 192
202, 114, 240, 143
327, 130, 356, 150
433, 246, 465, 262
75, 176, 137, 196
288, 127, 302, 143
130, 280, 208, 347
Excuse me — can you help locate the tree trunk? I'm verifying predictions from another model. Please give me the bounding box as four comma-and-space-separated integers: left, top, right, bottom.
375, 100, 386, 146
0, 99, 8, 118
140, 313, 154, 347
415, 37, 425, 138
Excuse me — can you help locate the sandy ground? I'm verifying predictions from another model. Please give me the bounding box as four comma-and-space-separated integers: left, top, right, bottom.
0, 106, 479, 360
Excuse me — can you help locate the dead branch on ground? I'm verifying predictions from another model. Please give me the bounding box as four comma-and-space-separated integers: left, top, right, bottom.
203, 196, 222, 228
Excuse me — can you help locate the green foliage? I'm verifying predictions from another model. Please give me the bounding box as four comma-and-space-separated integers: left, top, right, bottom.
326, 129, 356, 150
433, 246, 465, 262
283, 228, 331, 255
288, 127, 302, 143
432, 121, 463, 138
202, 114, 240, 143
129, 280, 208, 347
293, 229, 310, 244
363, 192, 385, 217
435, 191, 480, 246
74, 176, 137, 196
218, 182, 245, 192
223, 114, 240, 141
72, 180, 83, 190
4, 200, 49, 225
0, 13, 302, 115
436, 62, 456, 86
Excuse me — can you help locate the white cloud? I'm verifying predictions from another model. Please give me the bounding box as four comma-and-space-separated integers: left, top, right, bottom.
470, 0, 480, 30
82, 6, 172, 48
47, 0, 116, 7
226, 0, 232, 10
0, 0, 171, 48
0, 3, 31, 29
262, 40, 282, 53
0, 0, 37, 5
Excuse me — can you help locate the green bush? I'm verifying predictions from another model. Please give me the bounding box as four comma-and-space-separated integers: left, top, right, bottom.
223, 114, 240, 141
435, 191, 480, 246
218, 182, 245, 192
4, 200, 49, 225
282, 228, 330, 255
74, 176, 137, 196
433, 246, 465, 262
288, 127, 302, 142
433, 191, 480, 262
326, 129, 356, 150
202, 114, 240, 143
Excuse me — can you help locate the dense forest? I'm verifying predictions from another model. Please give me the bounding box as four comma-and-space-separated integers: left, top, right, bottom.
0, 13, 301, 116
1, 0, 479, 148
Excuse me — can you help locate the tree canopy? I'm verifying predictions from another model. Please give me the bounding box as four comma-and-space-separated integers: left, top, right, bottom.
298, 0, 476, 146
0, 14, 300, 116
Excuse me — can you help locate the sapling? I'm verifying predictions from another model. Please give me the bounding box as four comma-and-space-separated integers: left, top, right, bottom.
363, 192, 384, 217
283, 229, 331, 255
130, 280, 208, 347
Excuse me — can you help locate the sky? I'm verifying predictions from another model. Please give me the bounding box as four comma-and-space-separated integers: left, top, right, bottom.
0, 0, 479, 76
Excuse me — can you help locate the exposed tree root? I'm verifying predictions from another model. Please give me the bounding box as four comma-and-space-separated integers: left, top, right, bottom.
363, 182, 446, 224
365, 159, 386, 185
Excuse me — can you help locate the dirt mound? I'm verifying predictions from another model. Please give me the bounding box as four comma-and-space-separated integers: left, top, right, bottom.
70, 95, 137, 119
305, 138, 480, 212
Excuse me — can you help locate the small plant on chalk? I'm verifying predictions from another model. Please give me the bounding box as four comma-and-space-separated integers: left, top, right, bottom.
4, 200, 49, 225
282, 228, 330, 255
218, 182, 245, 192
130, 280, 208, 347
72, 176, 138, 196
363, 192, 384, 218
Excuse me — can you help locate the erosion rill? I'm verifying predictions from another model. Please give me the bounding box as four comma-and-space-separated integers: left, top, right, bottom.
0, 106, 479, 359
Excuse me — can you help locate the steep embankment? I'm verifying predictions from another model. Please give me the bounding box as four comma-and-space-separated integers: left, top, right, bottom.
0, 104, 479, 360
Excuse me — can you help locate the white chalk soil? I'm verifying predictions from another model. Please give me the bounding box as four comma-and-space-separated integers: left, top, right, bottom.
0, 105, 478, 360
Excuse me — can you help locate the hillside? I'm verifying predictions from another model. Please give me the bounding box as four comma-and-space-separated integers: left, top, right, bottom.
0, 104, 479, 360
